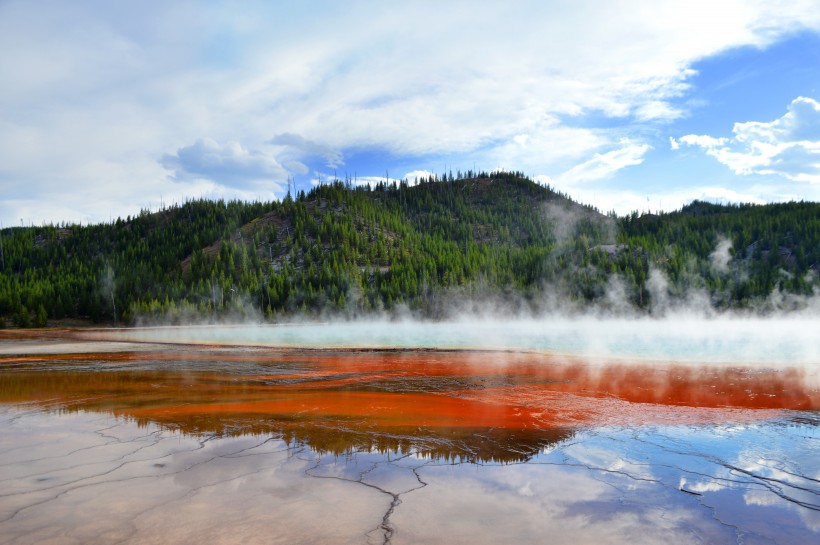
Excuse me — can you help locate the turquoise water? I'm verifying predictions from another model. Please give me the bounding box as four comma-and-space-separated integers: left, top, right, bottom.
106, 317, 819, 365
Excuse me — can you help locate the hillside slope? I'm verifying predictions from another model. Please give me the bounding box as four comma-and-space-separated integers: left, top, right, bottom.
0, 172, 817, 325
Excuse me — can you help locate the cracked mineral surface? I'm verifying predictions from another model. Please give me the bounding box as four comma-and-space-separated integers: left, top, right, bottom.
0, 326, 818, 544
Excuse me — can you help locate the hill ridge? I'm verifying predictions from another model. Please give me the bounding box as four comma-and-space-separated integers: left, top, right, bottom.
0, 173, 817, 326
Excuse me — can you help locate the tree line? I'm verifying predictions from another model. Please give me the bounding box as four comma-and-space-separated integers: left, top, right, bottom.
1, 172, 817, 326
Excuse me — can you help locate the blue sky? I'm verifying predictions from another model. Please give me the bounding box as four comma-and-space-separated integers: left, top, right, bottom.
1, 1, 820, 225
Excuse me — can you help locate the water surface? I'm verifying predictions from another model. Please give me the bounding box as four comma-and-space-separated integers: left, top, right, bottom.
0, 325, 818, 544
96, 318, 820, 364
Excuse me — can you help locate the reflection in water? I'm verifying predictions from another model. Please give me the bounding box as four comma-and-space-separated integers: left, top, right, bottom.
0, 330, 819, 544
2, 347, 817, 461
1, 408, 817, 545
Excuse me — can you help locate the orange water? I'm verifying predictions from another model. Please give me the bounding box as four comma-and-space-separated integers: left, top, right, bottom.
2, 333, 816, 460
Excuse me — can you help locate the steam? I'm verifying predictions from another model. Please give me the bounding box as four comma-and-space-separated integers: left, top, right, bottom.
129, 291, 263, 327
542, 201, 580, 243
541, 199, 616, 244
119, 230, 819, 374
101, 312, 820, 370
709, 236, 733, 273
646, 268, 670, 315
100, 233, 820, 396
101, 264, 118, 326
125, 258, 820, 329
106, 236, 820, 370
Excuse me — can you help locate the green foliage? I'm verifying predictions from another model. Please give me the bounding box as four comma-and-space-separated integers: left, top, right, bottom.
0, 175, 817, 325
618, 200, 820, 307
35, 303, 48, 328
14, 305, 30, 328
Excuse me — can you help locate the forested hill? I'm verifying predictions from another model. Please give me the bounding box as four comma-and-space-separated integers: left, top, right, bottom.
1, 172, 818, 326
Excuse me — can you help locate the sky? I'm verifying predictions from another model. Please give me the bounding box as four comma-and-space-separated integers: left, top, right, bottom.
2, 0, 820, 225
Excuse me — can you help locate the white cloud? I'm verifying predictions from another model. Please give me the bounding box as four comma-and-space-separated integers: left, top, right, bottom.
694, 186, 767, 205
269, 133, 343, 169
550, 184, 769, 216
402, 170, 437, 183
679, 134, 728, 148
2, 1, 820, 222
678, 97, 820, 184
533, 175, 554, 187
161, 138, 288, 191
487, 123, 608, 174
634, 100, 687, 122
558, 140, 651, 185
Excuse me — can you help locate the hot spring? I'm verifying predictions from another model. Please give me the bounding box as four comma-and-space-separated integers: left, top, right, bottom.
1, 318, 818, 545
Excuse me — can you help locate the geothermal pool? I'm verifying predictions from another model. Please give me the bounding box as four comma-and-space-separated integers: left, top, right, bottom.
92, 317, 820, 364
0, 321, 818, 544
